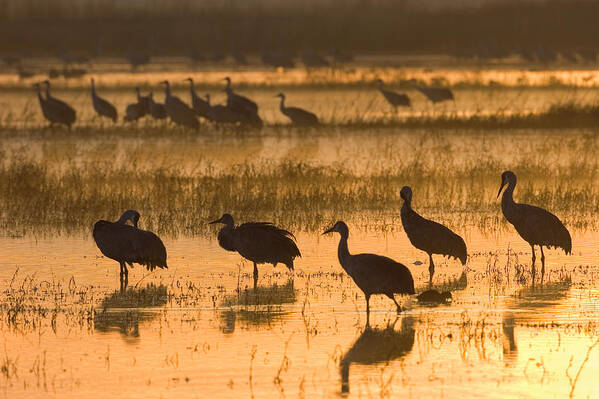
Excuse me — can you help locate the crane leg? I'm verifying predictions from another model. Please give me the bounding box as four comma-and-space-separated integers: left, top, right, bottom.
428, 254, 435, 286
540, 246, 546, 282
123, 263, 129, 290
530, 244, 536, 284
390, 295, 403, 313
119, 262, 125, 292
365, 294, 371, 327
253, 263, 258, 289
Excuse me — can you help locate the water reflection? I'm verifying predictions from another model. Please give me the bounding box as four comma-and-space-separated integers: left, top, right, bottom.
218, 279, 296, 333
340, 316, 415, 393
94, 284, 167, 342
502, 281, 572, 366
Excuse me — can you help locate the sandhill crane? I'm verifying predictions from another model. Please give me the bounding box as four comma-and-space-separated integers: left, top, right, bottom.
275, 93, 319, 126
205, 94, 242, 124
209, 214, 301, 288
400, 186, 467, 285
223, 77, 262, 127
43, 80, 76, 128
375, 79, 411, 110
147, 92, 167, 120
93, 210, 167, 291
90, 78, 117, 122
34, 82, 61, 127
160, 80, 199, 130
185, 78, 213, 120
340, 317, 414, 393
411, 80, 454, 104
497, 171, 572, 283
416, 290, 452, 304
123, 87, 146, 122
323, 221, 415, 325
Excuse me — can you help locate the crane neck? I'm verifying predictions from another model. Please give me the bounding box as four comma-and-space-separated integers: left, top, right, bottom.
163, 83, 171, 97
502, 180, 516, 206
279, 96, 285, 111
337, 233, 351, 272
91, 80, 96, 95
116, 213, 129, 224
188, 81, 197, 98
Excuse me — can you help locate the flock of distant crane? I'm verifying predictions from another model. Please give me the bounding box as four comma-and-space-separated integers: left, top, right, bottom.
93, 172, 572, 323
32, 76, 455, 129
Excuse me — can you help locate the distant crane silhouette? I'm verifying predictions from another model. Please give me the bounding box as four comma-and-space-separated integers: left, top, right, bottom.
127, 50, 150, 71
205, 94, 241, 124
34, 82, 62, 127
209, 213, 301, 288
223, 77, 262, 127
376, 79, 411, 110
90, 78, 117, 122
93, 210, 167, 291
147, 92, 167, 120
123, 87, 146, 122
497, 171, 572, 282
275, 93, 319, 126
400, 186, 467, 285
185, 78, 213, 120
411, 81, 454, 104
42, 80, 76, 128
160, 80, 199, 130
340, 317, 414, 393
323, 221, 415, 325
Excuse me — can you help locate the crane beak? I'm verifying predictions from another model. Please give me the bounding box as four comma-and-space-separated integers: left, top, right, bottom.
497, 180, 506, 199
322, 226, 335, 235
208, 217, 222, 225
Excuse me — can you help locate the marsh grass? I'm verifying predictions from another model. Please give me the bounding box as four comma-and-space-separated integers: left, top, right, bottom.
0, 141, 598, 236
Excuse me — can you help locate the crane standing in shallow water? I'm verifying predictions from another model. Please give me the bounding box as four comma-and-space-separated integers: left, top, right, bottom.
93, 210, 168, 291
400, 186, 467, 285
90, 78, 117, 123
43, 80, 76, 128
210, 214, 301, 288
497, 171, 572, 283
375, 79, 411, 110
160, 80, 199, 130
323, 221, 415, 325
275, 93, 319, 126
185, 78, 213, 120
223, 77, 262, 127
411, 80, 454, 104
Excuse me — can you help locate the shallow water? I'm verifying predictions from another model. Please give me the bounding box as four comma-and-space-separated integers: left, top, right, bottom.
1, 63, 599, 398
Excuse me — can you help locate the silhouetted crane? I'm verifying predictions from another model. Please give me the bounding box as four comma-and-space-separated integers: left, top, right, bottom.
205, 94, 241, 124
209, 214, 301, 288
34, 82, 61, 127
185, 78, 213, 120
90, 78, 117, 122
400, 186, 467, 285
376, 79, 411, 110
147, 92, 167, 120
160, 80, 199, 130
223, 77, 262, 127
43, 80, 76, 128
123, 87, 145, 122
340, 317, 414, 393
275, 93, 319, 126
412, 81, 454, 104
497, 171, 572, 282
323, 221, 415, 325
93, 210, 167, 291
